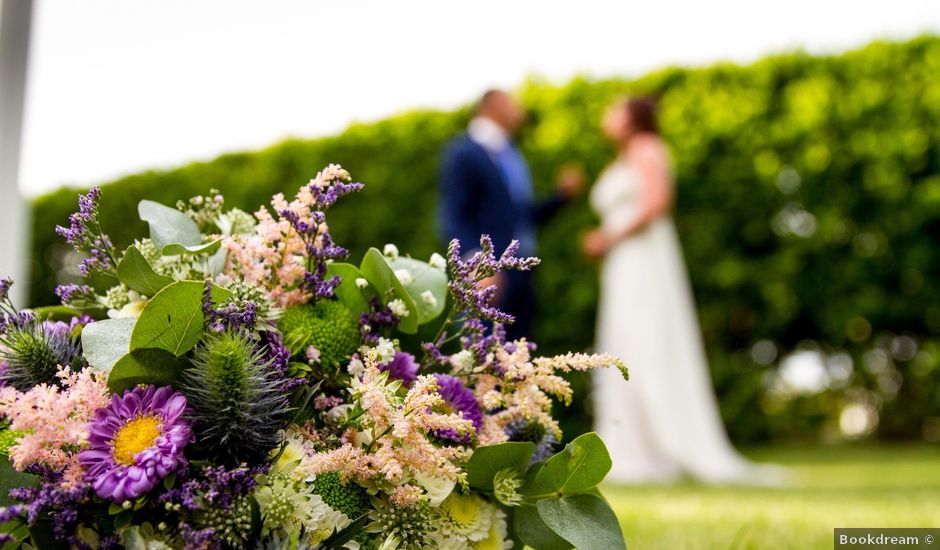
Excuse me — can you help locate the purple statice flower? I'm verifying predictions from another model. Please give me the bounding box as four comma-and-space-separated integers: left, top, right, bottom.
278, 167, 363, 300
0, 277, 12, 302
434, 374, 483, 443
360, 296, 400, 345
68, 314, 94, 331
202, 280, 258, 333
79, 385, 193, 502
460, 318, 508, 368
446, 236, 540, 324
256, 328, 304, 390
55, 188, 117, 277
160, 463, 265, 513
8, 473, 91, 544
54, 283, 95, 306
379, 351, 419, 386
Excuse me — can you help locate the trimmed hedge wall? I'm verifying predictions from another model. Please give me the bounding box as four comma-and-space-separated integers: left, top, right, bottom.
30, 36, 940, 443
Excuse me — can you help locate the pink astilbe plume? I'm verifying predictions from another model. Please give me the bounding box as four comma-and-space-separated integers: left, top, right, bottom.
473, 340, 626, 445
300, 352, 473, 491
0, 367, 109, 487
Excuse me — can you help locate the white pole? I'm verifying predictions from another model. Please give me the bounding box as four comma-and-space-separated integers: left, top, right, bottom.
0, 0, 33, 306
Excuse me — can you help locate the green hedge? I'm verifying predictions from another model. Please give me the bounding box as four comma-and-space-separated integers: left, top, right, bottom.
30, 36, 940, 443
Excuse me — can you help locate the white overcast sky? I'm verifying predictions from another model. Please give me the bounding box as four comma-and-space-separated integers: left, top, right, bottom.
16, 0, 940, 196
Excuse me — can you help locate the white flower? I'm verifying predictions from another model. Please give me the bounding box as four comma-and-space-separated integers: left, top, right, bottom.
450, 350, 475, 373
107, 296, 148, 319
360, 337, 397, 364
272, 430, 307, 473
431, 493, 494, 544
414, 472, 456, 507
388, 299, 410, 318
394, 269, 414, 286
420, 290, 438, 308
326, 404, 354, 424
383, 244, 399, 259
355, 277, 369, 289
347, 357, 366, 378
429, 252, 447, 270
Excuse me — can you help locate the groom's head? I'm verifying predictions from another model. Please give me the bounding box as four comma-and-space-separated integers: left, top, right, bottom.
477, 89, 526, 135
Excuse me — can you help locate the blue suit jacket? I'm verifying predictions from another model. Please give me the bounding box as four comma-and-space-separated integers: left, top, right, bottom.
438, 133, 563, 253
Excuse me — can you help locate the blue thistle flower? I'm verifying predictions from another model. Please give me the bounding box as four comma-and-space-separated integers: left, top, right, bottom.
181, 330, 291, 466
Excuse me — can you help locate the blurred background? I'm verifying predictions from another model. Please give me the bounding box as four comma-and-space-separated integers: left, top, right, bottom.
3, 1, 940, 546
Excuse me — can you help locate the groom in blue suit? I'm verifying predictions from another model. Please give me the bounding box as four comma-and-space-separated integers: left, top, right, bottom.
439, 90, 583, 339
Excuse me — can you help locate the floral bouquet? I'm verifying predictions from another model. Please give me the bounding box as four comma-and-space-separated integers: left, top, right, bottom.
0, 165, 628, 549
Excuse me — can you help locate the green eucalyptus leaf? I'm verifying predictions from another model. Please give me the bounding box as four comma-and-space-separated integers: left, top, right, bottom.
326, 262, 372, 315
28, 517, 69, 549
535, 432, 612, 495
512, 504, 572, 550
537, 494, 626, 550
161, 238, 222, 257
0, 456, 38, 507
130, 281, 232, 356
107, 348, 189, 394
117, 245, 174, 296
466, 441, 536, 492
138, 200, 202, 251
385, 256, 448, 324
359, 248, 418, 334
28, 305, 90, 321
81, 318, 136, 373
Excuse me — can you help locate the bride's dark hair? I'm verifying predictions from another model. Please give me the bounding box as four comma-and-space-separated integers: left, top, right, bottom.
625, 96, 659, 136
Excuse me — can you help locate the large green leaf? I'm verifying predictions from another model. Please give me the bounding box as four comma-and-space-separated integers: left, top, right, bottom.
359, 248, 418, 334
327, 262, 372, 315
535, 432, 611, 495
117, 245, 174, 296
81, 318, 136, 372
466, 441, 536, 492
138, 200, 202, 251
385, 256, 448, 324
0, 456, 38, 507
513, 504, 572, 550
130, 281, 231, 356
107, 348, 190, 393
537, 494, 626, 550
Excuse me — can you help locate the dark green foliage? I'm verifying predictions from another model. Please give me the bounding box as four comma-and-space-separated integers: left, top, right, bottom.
310, 471, 369, 519
278, 300, 360, 367
182, 331, 291, 466
29, 36, 940, 442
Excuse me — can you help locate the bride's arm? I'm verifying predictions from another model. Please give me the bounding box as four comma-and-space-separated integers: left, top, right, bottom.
582, 137, 673, 258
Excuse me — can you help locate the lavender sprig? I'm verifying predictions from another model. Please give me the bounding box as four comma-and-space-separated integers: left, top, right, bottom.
278, 167, 363, 300
446, 236, 540, 324
54, 187, 118, 277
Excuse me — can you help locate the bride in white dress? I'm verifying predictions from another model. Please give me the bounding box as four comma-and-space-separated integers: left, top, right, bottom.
584, 98, 774, 484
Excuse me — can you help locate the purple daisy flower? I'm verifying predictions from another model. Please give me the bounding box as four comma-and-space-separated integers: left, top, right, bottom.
434, 374, 483, 443
380, 352, 419, 386
79, 385, 193, 502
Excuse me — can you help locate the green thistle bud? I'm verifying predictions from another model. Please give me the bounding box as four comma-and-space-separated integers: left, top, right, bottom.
196, 494, 253, 547
278, 300, 360, 368
310, 471, 369, 519
182, 330, 291, 465
493, 468, 525, 507
105, 284, 130, 310
366, 498, 431, 550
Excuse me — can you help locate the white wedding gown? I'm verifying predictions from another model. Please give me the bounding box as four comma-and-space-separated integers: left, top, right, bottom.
590, 158, 768, 485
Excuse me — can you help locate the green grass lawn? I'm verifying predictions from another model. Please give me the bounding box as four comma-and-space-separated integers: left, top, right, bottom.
603, 444, 940, 549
